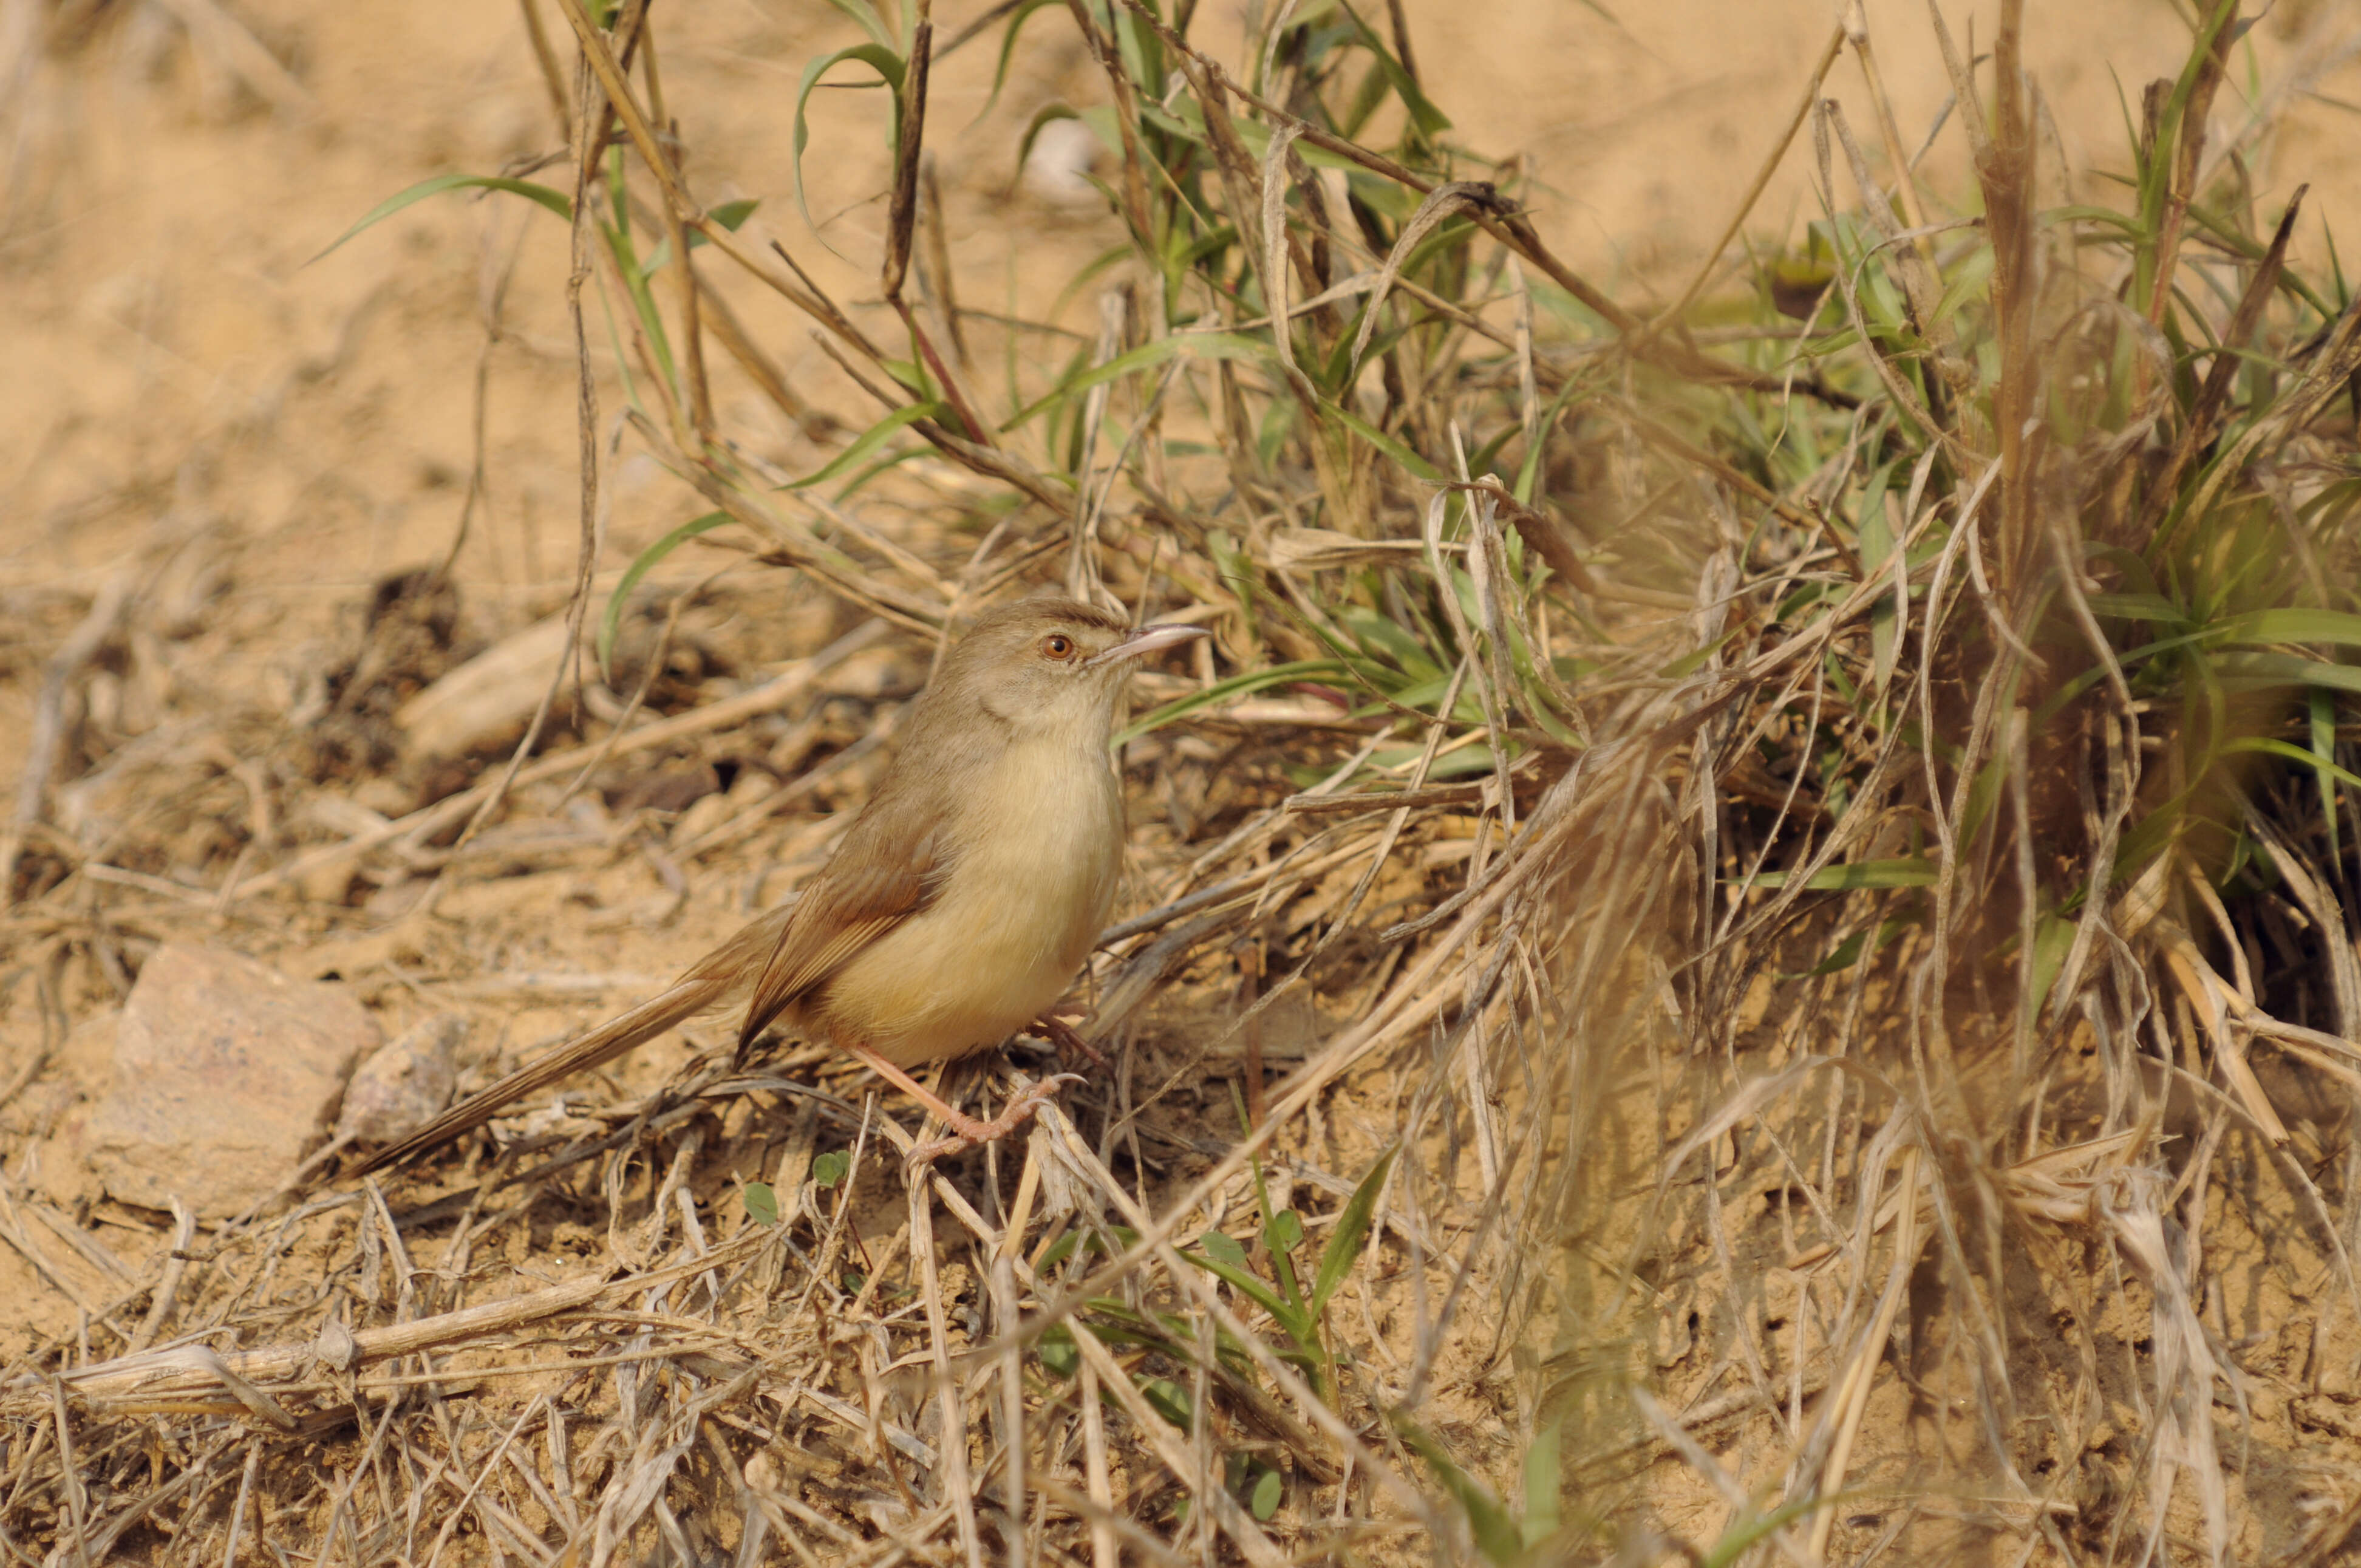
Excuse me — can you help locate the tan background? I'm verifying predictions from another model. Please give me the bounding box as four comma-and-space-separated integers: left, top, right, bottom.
3, 0, 2357, 760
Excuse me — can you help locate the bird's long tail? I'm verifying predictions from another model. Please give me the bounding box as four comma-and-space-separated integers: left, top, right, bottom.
351, 904, 794, 1174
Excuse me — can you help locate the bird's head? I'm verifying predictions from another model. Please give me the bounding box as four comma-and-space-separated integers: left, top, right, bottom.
939, 596, 1208, 743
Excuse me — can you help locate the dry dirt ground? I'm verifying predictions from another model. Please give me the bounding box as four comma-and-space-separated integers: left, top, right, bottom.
6, 1, 2361, 1564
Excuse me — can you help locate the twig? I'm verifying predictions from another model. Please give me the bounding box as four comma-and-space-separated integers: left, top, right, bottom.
2, 573, 134, 908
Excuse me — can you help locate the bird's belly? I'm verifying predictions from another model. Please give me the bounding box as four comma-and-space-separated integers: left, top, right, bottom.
817, 748, 1120, 1066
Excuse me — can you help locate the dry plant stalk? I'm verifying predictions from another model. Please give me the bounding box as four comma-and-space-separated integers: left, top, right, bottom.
5, 1, 2361, 1565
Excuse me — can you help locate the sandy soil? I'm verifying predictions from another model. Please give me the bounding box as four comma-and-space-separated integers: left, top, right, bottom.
6, 0, 2357, 682
5, 1, 2361, 1561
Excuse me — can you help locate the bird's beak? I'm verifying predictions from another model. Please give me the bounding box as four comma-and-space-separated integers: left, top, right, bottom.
1086, 622, 1210, 669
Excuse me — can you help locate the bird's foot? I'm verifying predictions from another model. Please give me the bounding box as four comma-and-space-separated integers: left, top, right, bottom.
1026, 1012, 1108, 1069
909, 1072, 1084, 1164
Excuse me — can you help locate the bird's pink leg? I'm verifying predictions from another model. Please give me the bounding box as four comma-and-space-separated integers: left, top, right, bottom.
842, 1043, 1080, 1163
1026, 1012, 1108, 1069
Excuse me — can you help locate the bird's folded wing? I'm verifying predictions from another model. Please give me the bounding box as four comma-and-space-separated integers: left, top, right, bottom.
735, 810, 949, 1051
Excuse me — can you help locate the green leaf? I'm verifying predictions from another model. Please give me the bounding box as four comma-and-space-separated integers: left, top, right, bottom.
819, 0, 898, 50
1180, 1245, 1303, 1335
635, 199, 763, 274
1112, 660, 1354, 748
2031, 912, 2077, 1015
2314, 686, 2342, 860
1199, 1230, 1249, 1268
794, 44, 907, 236
1791, 917, 1915, 978
1338, 605, 1444, 680
602, 193, 678, 393
598, 511, 731, 678
1333, 4, 1451, 137
1519, 1420, 1562, 1547
1325, 400, 1445, 483
2225, 607, 2361, 649
1039, 1324, 1079, 1378
813, 1150, 851, 1188
1266, 1208, 1305, 1252
1001, 333, 1275, 431
978, 0, 1067, 123
1139, 1377, 1193, 1429
1513, 373, 1588, 507
1310, 1147, 1396, 1316
2046, 202, 2145, 237
1394, 1419, 1524, 1566
743, 1182, 780, 1226
2221, 737, 2361, 791
2216, 652, 2361, 695
313, 174, 570, 263
1250, 1467, 1284, 1521
1749, 857, 1940, 891
787, 403, 944, 492
1697, 1498, 1840, 1568
708, 197, 761, 232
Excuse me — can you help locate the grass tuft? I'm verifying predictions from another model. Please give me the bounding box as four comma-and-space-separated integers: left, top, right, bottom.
6, 0, 2361, 1563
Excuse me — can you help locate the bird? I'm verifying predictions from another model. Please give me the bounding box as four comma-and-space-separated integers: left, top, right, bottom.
354, 596, 1206, 1172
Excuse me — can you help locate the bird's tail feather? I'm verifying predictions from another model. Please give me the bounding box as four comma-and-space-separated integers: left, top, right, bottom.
351, 904, 794, 1174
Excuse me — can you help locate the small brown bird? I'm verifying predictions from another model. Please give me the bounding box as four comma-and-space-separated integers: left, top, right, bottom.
357, 598, 1205, 1171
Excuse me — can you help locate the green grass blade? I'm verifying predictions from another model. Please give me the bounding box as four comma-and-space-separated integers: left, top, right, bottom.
2215, 652, 2361, 695
1112, 660, 1352, 747
2220, 737, 2361, 792
1698, 1496, 1838, 1568
1334, 2, 1451, 138
1392, 1419, 1524, 1566
1325, 400, 1446, 483
976, 0, 1066, 123
1178, 1242, 1309, 1341
1519, 1419, 1562, 1547
635, 197, 761, 276
794, 44, 906, 237
598, 511, 731, 678
2225, 608, 2361, 649
1310, 1147, 1395, 1317
2312, 686, 2342, 860
819, 0, 897, 50
1001, 332, 1275, 432
788, 403, 944, 491
1748, 857, 1940, 891
604, 217, 678, 395
312, 174, 570, 263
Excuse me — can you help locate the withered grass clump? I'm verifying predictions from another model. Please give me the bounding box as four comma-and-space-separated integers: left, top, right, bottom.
4, 0, 2361, 1564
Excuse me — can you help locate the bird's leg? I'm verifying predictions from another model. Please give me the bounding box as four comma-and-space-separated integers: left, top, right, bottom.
1026, 1012, 1108, 1069
842, 1043, 1081, 1163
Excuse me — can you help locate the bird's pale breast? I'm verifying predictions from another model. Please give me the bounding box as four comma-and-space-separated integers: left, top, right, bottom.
813, 733, 1123, 1066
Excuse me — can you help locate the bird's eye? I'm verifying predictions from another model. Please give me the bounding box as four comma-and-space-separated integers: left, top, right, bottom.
1042, 633, 1077, 661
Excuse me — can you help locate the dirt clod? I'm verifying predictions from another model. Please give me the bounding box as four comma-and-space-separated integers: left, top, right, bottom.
81, 943, 377, 1216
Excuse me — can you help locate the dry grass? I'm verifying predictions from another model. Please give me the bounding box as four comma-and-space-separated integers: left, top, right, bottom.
6, 0, 2361, 1564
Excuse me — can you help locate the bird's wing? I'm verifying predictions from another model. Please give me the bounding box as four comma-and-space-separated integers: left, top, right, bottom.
736, 782, 955, 1051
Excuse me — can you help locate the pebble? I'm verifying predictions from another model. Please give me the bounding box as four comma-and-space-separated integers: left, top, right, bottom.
81, 943, 379, 1217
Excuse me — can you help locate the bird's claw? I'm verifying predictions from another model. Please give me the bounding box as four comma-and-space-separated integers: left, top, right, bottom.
908, 1072, 1084, 1165
1026, 1013, 1109, 1069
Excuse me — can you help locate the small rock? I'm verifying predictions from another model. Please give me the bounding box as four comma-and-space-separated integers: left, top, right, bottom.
1023, 116, 1102, 206
335, 1012, 465, 1147
394, 614, 574, 758
312, 1316, 359, 1373
611, 761, 722, 816
82, 943, 379, 1217
350, 776, 416, 818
